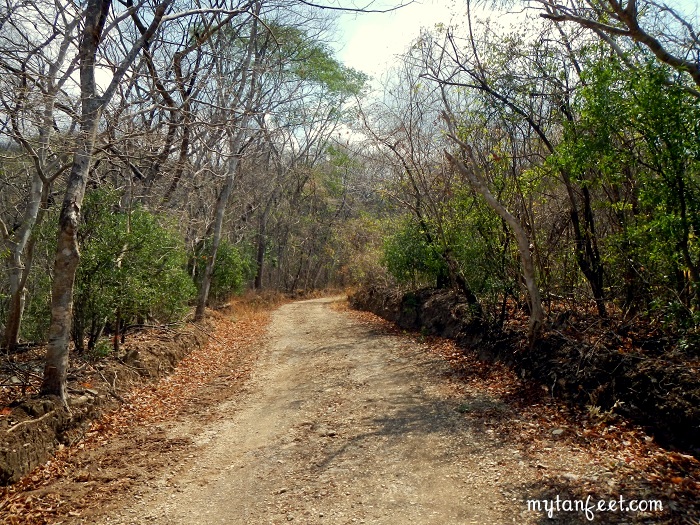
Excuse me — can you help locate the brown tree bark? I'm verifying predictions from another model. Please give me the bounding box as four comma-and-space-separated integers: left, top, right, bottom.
194, 10, 260, 319
42, 0, 173, 400
442, 112, 544, 342
539, 0, 700, 95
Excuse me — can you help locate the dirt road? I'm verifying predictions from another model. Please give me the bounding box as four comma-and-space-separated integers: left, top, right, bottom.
87, 297, 539, 524
2, 296, 689, 524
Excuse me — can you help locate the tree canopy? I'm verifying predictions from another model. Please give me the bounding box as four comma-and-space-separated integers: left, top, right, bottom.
1, 0, 698, 398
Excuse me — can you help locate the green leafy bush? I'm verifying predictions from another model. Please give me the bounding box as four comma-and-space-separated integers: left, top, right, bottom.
15, 207, 58, 343
381, 217, 446, 286
194, 239, 254, 303
72, 190, 195, 351
551, 56, 700, 324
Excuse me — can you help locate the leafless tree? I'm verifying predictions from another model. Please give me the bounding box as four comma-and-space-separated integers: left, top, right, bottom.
42, 0, 258, 401
0, 0, 80, 349
530, 0, 700, 95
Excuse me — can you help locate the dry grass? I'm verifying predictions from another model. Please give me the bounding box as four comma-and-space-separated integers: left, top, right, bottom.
214, 288, 350, 320
214, 290, 291, 320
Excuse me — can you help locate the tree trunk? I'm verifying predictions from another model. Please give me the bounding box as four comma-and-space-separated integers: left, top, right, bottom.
3, 170, 49, 349
42, 106, 102, 398
3, 267, 26, 350
41, 0, 112, 400
444, 249, 482, 316
1, 10, 77, 349
195, 157, 240, 320
194, 14, 259, 318
444, 141, 543, 342
42, 0, 172, 400
254, 214, 267, 290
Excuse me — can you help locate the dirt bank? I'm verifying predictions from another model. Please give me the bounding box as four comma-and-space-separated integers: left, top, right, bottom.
0, 322, 209, 485
349, 285, 700, 453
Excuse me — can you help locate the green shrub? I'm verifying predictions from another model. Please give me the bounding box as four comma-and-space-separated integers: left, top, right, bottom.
72, 189, 195, 351
381, 218, 446, 286
16, 207, 58, 343
193, 239, 255, 303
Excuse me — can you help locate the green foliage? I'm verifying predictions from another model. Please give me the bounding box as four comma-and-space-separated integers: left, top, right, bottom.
441, 191, 513, 294
382, 217, 446, 286
381, 194, 511, 299
72, 189, 195, 351
551, 54, 700, 323
89, 339, 112, 360
194, 239, 255, 303
18, 234, 55, 343
20, 271, 53, 343
12, 206, 59, 343
269, 24, 367, 97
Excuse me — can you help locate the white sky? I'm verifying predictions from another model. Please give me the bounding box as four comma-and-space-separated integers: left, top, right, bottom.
331, 0, 460, 81
329, 0, 700, 86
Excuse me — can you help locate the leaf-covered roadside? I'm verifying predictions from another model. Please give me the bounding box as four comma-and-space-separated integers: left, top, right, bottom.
345, 306, 700, 524
0, 302, 274, 525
